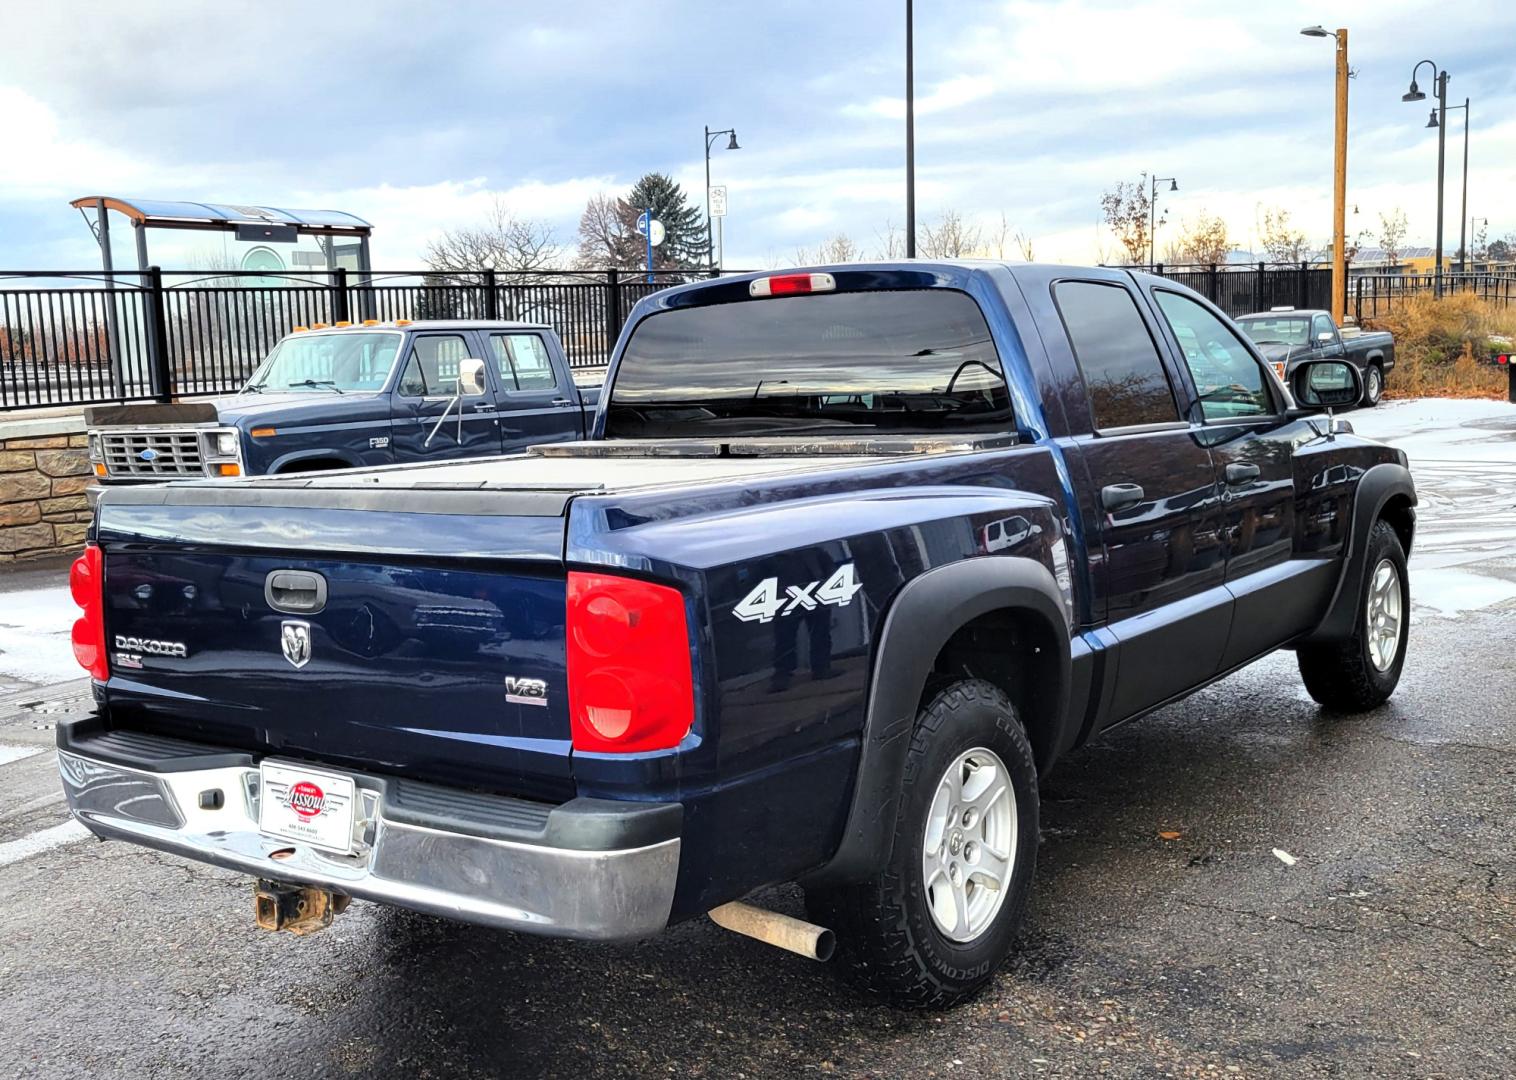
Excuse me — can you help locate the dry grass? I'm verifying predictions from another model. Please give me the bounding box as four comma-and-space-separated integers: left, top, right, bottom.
1364, 293, 1513, 400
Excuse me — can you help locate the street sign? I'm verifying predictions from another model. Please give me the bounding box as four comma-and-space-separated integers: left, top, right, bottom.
710, 185, 728, 218
636, 211, 665, 247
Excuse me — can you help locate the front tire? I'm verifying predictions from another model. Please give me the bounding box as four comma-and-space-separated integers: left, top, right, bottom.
1297, 519, 1408, 711
805, 679, 1039, 1009
1362, 363, 1384, 406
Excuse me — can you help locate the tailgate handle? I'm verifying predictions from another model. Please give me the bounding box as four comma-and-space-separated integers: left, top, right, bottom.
265, 570, 328, 614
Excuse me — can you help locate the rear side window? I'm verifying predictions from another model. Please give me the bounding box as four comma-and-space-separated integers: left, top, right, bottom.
1054, 281, 1179, 430
606, 289, 1011, 438
489, 333, 558, 391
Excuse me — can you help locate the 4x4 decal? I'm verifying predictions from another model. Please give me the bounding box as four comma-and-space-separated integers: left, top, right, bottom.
732, 564, 863, 624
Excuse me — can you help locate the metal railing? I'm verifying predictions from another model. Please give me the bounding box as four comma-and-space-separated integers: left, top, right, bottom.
0, 267, 711, 411
1352, 272, 1516, 321
1146, 262, 1334, 317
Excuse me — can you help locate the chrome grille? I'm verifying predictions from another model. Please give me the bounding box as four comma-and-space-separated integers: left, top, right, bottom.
100, 430, 205, 478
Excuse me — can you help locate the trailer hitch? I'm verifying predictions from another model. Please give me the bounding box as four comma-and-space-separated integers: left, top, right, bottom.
254, 879, 350, 936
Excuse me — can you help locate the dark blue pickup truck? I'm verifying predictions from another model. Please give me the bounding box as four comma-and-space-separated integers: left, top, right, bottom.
83, 320, 597, 483
59, 263, 1416, 1009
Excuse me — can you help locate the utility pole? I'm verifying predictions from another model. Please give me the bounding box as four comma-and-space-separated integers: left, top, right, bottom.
905, 0, 916, 258
1331, 27, 1349, 322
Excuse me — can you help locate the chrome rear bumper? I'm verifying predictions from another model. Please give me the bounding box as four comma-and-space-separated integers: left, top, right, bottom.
56, 724, 680, 941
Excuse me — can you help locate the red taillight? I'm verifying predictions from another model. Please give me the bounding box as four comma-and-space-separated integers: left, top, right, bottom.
1498, 354, 1510, 365
566, 572, 693, 753
70, 544, 108, 681
748, 272, 837, 298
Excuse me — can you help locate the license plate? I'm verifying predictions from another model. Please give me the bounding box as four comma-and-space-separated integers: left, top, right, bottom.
258, 762, 357, 854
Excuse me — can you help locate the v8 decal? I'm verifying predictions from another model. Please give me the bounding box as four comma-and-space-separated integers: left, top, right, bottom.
732, 564, 863, 624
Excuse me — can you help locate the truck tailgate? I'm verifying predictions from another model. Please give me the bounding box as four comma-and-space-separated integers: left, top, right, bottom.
95, 482, 579, 800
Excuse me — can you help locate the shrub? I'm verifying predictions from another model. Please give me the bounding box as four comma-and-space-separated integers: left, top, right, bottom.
1364, 293, 1512, 399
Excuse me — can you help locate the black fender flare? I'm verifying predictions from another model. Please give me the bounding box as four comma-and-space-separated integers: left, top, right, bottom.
1303, 461, 1416, 643
803, 557, 1071, 887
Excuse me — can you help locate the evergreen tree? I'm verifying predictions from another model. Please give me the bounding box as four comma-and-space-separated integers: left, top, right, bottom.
624, 173, 710, 274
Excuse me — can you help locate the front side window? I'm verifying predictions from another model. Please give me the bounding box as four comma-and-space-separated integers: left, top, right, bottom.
1153, 291, 1273, 420
1311, 314, 1335, 343
396, 334, 472, 397
490, 333, 557, 391
1053, 281, 1179, 429
605, 288, 1011, 438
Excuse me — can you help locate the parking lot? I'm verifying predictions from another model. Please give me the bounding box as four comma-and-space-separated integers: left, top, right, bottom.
3, 399, 1513, 1079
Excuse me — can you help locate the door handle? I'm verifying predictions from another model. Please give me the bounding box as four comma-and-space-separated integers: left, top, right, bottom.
1225, 463, 1261, 485
1101, 483, 1145, 512
550, 397, 575, 407
472, 402, 496, 412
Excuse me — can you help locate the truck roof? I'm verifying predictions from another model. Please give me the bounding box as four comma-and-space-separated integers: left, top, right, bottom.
290, 319, 553, 335
1235, 309, 1327, 320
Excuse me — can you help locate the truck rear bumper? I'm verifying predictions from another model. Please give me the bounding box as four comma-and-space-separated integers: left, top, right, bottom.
55, 719, 681, 941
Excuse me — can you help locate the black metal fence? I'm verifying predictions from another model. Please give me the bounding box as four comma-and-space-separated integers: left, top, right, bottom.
1149, 262, 1516, 323
0, 268, 703, 411
1351, 272, 1516, 322
1148, 262, 1333, 317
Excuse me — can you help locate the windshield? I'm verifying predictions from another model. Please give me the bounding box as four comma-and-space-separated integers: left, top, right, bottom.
1237, 317, 1310, 347
605, 288, 1013, 438
245, 332, 402, 393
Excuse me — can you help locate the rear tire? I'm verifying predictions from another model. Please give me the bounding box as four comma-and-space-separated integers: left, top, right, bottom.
1362, 363, 1384, 406
1297, 519, 1408, 711
804, 679, 1038, 1009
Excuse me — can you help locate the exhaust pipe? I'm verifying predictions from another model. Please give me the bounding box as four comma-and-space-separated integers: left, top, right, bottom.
708, 901, 835, 962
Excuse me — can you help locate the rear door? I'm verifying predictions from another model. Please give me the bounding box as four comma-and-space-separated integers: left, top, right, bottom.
389, 331, 503, 460
1048, 276, 1230, 724
486, 330, 584, 450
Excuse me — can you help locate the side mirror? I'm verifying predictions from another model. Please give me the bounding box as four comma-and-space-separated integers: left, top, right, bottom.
1292, 359, 1362, 410
1316, 330, 1335, 343
458, 358, 487, 396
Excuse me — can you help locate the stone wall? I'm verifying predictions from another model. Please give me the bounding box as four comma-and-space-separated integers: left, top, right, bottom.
0, 415, 92, 563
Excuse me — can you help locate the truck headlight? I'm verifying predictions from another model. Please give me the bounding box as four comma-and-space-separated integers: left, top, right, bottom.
212, 431, 239, 457
87, 433, 102, 462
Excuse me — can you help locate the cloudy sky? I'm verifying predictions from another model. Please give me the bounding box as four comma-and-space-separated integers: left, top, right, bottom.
3, 0, 1514, 272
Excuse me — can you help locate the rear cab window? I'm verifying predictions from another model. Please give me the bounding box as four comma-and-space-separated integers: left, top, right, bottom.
605, 288, 1012, 439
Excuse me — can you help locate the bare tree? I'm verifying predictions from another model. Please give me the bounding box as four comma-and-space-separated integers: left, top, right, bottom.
575, 192, 643, 269
1013, 229, 1035, 262
875, 219, 905, 260
1257, 205, 1311, 263
1171, 211, 1230, 265
794, 233, 861, 265
1100, 175, 1153, 265
424, 195, 563, 281
1377, 208, 1408, 268
918, 210, 982, 258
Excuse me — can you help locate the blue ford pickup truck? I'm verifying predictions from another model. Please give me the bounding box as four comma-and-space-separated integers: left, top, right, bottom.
59, 263, 1415, 1009
83, 320, 597, 483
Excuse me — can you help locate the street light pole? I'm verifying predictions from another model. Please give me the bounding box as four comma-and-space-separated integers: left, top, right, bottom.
1402, 60, 1449, 297
1148, 174, 1177, 269
905, 0, 916, 257
1302, 25, 1349, 320
703, 125, 740, 274
1441, 98, 1470, 273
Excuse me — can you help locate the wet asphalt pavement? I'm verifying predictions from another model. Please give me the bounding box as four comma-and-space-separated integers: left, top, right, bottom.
2, 401, 1514, 1079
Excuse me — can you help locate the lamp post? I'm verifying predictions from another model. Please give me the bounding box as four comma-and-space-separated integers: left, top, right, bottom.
1301, 25, 1349, 321
1427, 98, 1471, 274
1402, 60, 1449, 297
1148, 174, 1177, 269
704, 125, 740, 274
905, 0, 916, 257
